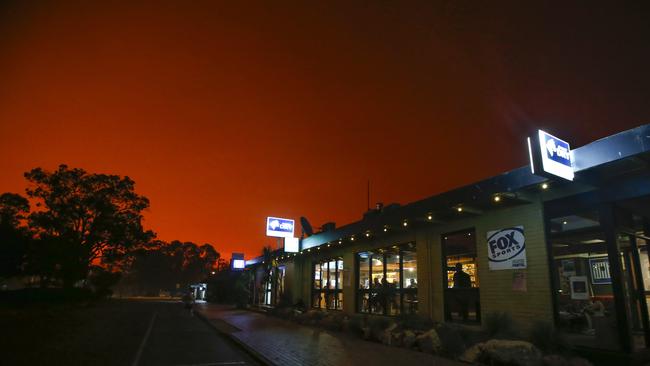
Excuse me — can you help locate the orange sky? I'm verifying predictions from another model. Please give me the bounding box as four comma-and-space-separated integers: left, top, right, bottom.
1, 2, 649, 259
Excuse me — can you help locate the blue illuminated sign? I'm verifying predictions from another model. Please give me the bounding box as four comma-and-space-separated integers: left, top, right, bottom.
528, 130, 574, 181
266, 217, 295, 238
542, 131, 571, 167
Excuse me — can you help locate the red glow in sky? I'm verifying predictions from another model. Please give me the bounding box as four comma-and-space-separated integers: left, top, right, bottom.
1, 2, 649, 259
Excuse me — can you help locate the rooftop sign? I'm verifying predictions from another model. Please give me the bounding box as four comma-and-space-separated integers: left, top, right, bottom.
266, 217, 295, 238
528, 130, 574, 181
232, 259, 245, 270
284, 237, 299, 253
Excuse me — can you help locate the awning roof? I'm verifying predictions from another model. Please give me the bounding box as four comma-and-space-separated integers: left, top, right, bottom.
299, 124, 650, 250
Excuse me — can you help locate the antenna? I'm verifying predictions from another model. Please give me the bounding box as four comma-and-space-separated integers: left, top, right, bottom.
300, 216, 314, 237
367, 179, 370, 211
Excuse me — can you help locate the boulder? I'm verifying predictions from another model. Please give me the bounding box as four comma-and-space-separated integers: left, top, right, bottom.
479, 339, 542, 366
568, 357, 594, 366
415, 328, 442, 354
459, 344, 482, 364
361, 326, 371, 340
542, 354, 594, 366
542, 354, 569, 366
403, 330, 417, 348
390, 330, 404, 347
381, 323, 399, 345
341, 316, 350, 332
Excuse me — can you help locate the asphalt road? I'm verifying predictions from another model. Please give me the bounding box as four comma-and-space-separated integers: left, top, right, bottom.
3, 299, 261, 366
132, 301, 261, 366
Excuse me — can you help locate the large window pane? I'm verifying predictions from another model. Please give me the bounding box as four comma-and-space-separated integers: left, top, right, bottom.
386, 249, 400, 289
328, 261, 337, 290
359, 253, 370, 289
403, 248, 418, 314
386, 249, 401, 316
549, 211, 620, 350
371, 252, 383, 289
312, 257, 343, 310
337, 260, 344, 290
358, 253, 370, 313
314, 263, 321, 289
371, 252, 385, 314
443, 230, 480, 322
356, 243, 417, 316
403, 250, 417, 288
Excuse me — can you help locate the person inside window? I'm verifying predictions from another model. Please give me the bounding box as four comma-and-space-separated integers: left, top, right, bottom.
452, 263, 471, 321
453, 263, 471, 288
408, 279, 417, 288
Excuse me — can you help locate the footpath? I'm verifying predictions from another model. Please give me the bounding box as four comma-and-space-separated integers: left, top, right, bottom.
195, 303, 463, 366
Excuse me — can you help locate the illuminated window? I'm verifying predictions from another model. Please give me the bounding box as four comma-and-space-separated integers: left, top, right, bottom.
442, 229, 480, 323
356, 242, 417, 315
312, 257, 344, 310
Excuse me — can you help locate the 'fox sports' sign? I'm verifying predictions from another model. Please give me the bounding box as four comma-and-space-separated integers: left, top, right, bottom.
266, 217, 295, 238
487, 226, 527, 270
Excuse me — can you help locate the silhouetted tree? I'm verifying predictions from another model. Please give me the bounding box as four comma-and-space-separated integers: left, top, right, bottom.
118, 240, 219, 296
0, 193, 30, 278
24, 165, 154, 287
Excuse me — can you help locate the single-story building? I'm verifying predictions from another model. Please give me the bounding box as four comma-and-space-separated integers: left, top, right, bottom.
247, 123, 650, 355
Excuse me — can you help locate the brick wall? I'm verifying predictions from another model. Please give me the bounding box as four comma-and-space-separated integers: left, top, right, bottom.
283, 200, 554, 331
420, 200, 554, 330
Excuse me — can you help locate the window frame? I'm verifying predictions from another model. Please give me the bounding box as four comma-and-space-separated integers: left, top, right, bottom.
311, 257, 344, 310
441, 228, 481, 323
355, 242, 417, 316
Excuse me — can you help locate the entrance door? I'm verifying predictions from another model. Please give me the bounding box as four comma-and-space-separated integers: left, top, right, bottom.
616, 207, 650, 350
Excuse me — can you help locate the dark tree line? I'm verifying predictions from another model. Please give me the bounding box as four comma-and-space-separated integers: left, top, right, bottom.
117, 239, 219, 296
0, 165, 219, 297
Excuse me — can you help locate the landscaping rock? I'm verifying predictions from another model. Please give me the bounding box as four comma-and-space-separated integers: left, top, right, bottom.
341, 316, 350, 332
361, 326, 371, 340
390, 330, 404, 347
542, 354, 569, 366
568, 357, 594, 366
403, 330, 417, 349
479, 339, 542, 366
415, 328, 442, 354
381, 323, 399, 345
459, 343, 482, 363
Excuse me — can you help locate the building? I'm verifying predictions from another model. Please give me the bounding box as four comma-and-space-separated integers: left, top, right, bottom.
247, 124, 650, 355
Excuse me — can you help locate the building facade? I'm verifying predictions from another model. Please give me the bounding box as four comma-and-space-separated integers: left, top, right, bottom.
248, 124, 650, 354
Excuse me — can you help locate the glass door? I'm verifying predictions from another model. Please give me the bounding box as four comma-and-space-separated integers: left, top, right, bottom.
616, 208, 650, 350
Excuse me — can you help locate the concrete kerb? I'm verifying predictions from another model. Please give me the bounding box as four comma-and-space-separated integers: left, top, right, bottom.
194, 309, 274, 366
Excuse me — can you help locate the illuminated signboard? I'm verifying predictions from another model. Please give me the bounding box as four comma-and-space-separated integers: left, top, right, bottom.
266, 217, 295, 238
284, 237, 299, 253
231, 252, 245, 271
527, 130, 574, 181
232, 259, 245, 270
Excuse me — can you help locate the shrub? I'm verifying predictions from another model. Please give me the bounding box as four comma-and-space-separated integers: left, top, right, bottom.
321, 312, 347, 331
87, 267, 121, 299
529, 321, 570, 354
277, 290, 293, 308
398, 313, 434, 331
348, 314, 367, 336
293, 298, 306, 311
483, 311, 518, 339
435, 323, 467, 358
368, 316, 392, 341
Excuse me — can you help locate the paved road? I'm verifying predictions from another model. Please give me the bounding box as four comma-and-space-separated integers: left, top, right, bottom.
3, 299, 260, 366
133, 301, 260, 366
